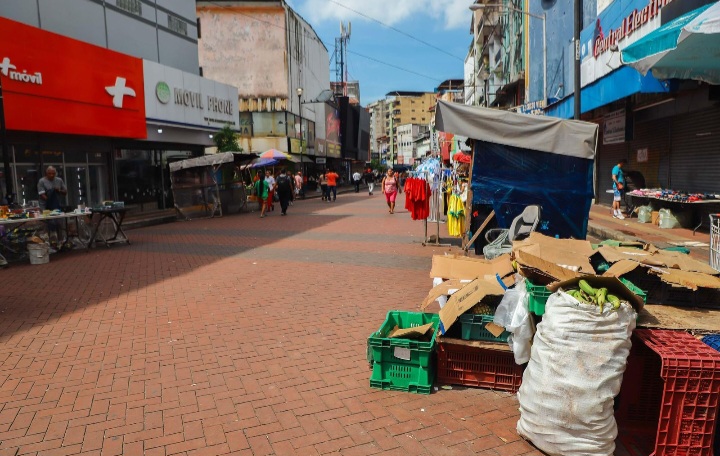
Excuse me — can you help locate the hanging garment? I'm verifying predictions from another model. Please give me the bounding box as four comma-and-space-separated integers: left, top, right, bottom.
447, 193, 466, 237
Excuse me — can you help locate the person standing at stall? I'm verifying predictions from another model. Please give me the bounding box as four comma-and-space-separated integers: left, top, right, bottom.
381, 168, 399, 214
612, 159, 627, 219
38, 166, 67, 211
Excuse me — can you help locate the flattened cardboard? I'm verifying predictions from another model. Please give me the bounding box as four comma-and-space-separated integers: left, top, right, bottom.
603, 259, 720, 291
513, 232, 595, 274
437, 336, 512, 352
388, 323, 434, 339
438, 278, 505, 335
430, 254, 514, 281
515, 249, 584, 282
597, 245, 719, 275
548, 275, 645, 312
420, 279, 465, 310
637, 304, 720, 333
485, 322, 506, 338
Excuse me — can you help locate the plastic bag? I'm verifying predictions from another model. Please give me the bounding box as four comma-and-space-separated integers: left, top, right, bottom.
659, 208, 680, 229
637, 205, 652, 223
494, 279, 533, 364
516, 290, 636, 456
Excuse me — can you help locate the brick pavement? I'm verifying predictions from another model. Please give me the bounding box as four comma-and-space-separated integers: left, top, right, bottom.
0, 193, 542, 456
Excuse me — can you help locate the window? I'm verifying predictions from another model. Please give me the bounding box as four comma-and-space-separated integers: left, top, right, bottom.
116, 0, 141, 15
168, 15, 188, 36
252, 112, 286, 137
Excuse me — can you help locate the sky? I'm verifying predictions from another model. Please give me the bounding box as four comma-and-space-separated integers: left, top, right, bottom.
288, 0, 473, 106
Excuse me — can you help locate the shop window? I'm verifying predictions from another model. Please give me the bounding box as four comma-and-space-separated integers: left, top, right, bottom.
252, 112, 287, 137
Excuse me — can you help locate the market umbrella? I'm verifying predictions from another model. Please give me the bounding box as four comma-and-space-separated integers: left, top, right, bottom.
621, 2, 720, 84
259, 149, 296, 161
239, 157, 278, 170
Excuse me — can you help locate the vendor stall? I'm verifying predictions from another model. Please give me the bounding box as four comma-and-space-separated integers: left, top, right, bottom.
627, 188, 720, 233
434, 100, 599, 240
169, 152, 255, 220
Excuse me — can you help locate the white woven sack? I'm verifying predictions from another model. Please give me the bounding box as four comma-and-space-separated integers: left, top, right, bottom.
516, 290, 636, 456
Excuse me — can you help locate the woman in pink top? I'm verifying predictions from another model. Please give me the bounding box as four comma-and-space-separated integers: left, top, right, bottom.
381, 169, 399, 214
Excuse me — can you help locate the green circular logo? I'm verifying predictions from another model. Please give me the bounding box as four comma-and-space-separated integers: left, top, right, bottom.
155, 81, 171, 104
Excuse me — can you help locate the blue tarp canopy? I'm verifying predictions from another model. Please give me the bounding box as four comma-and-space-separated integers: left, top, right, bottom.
435, 101, 599, 239
622, 2, 720, 84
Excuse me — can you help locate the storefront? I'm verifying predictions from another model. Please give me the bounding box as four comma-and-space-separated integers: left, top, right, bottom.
0, 16, 240, 213
0, 16, 146, 208
545, 0, 720, 207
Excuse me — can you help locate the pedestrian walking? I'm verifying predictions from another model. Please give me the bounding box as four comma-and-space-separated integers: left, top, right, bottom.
612, 158, 627, 219
319, 172, 329, 201
254, 175, 269, 218
364, 168, 375, 195
381, 168, 400, 214
326, 168, 339, 201
265, 170, 276, 212
352, 170, 362, 193
294, 171, 304, 199
275, 168, 293, 215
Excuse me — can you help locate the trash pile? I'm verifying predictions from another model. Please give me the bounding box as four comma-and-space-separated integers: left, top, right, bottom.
367, 233, 720, 456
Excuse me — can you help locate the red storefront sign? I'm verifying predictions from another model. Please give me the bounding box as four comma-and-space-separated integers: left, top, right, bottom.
0, 17, 146, 138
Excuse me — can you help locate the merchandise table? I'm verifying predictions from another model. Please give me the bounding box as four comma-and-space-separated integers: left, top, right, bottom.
0, 212, 92, 261
88, 208, 130, 247
626, 193, 720, 234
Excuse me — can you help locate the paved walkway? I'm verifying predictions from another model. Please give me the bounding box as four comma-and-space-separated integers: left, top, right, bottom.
587, 205, 713, 262
0, 193, 541, 456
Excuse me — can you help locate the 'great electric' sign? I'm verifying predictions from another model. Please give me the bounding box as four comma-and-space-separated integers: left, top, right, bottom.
593, 0, 675, 57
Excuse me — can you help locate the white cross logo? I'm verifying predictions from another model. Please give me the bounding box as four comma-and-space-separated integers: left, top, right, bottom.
105, 76, 136, 108
0, 57, 16, 77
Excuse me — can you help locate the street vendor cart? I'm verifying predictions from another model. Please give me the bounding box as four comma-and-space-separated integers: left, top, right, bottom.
169, 152, 255, 220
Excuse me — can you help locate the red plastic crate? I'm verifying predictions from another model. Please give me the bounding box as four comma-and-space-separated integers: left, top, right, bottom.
436, 338, 523, 393
615, 329, 720, 456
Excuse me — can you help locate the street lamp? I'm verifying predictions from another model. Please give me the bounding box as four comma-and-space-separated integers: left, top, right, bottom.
296, 87, 303, 175
469, 3, 547, 104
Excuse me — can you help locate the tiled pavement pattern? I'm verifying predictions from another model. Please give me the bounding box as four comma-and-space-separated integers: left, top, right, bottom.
0, 194, 543, 456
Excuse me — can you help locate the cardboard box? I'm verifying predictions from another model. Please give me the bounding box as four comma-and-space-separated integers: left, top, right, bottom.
430, 254, 515, 281
513, 232, 596, 282
548, 275, 645, 312
651, 211, 660, 225
437, 278, 506, 335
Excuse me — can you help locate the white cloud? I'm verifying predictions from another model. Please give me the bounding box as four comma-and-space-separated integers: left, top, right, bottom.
301, 0, 472, 30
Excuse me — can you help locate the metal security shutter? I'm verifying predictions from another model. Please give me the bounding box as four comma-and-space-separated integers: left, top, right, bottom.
670, 107, 720, 193
628, 117, 671, 190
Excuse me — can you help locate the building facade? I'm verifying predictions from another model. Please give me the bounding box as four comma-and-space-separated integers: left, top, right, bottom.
396, 124, 429, 165
521, 0, 720, 207
0, 1, 234, 214
196, 0, 334, 175
382, 92, 435, 165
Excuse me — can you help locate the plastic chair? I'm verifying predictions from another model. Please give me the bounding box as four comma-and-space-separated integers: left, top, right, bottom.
483, 205, 542, 259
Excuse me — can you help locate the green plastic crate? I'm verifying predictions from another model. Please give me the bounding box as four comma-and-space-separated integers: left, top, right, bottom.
458, 314, 510, 342
526, 279, 552, 316
367, 311, 440, 368
370, 358, 435, 394
620, 278, 647, 303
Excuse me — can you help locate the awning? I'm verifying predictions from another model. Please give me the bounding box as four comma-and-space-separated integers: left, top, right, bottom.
621, 2, 720, 84
169, 151, 248, 172
434, 100, 598, 160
